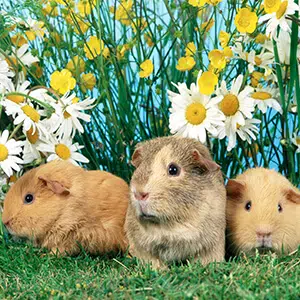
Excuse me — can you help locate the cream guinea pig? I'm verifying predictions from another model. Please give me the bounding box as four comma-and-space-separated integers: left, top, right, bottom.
226, 167, 300, 255
125, 136, 226, 268
2, 160, 129, 255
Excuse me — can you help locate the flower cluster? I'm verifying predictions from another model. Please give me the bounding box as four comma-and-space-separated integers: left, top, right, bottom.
169, 0, 300, 154
0, 44, 95, 183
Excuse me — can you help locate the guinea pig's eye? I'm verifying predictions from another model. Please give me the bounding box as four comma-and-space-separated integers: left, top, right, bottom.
245, 201, 251, 211
168, 163, 181, 176
278, 204, 283, 213
24, 194, 34, 204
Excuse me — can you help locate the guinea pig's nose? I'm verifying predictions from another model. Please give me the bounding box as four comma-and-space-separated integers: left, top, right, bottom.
3, 219, 10, 227
134, 191, 149, 201
256, 230, 271, 238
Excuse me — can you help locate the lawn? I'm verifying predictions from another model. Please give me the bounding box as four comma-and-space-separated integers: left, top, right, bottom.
0, 241, 299, 299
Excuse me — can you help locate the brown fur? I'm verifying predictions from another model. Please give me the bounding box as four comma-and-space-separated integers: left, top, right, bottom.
2, 160, 129, 255
226, 168, 300, 255
125, 136, 226, 268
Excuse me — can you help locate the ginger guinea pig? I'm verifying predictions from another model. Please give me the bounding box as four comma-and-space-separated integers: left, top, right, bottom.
2, 160, 129, 255
125, 136, 226, 268
226, 168, 300, 255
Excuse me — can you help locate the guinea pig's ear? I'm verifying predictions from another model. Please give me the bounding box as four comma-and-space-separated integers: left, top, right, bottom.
192, 150, 220, 172
38, 176, 70, 196
226, 179, 245, 200
131, 147, 142, 167
285, 189, 300, 204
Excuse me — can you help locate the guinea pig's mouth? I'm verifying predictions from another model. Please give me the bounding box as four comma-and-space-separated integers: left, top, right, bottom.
255, 246, 274, 254
139, 212, 160, 224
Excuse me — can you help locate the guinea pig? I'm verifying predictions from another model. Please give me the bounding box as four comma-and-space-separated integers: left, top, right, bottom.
2, 160, 129, 255
226, 167, 300, 255
125, 136, 226, 268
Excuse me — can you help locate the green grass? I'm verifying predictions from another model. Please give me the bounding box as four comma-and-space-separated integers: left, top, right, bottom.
0, 241, 299, 299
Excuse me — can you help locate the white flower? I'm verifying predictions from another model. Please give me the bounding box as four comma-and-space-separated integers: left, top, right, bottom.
212, 75, 255, 133
37, 136, 89, 166
259, 0, 299, 39
0, 57, 14, 83
10, 44, 39, 67
291, 132, 300, 153
4, 100, 48, 137
22, 127, 42, 164
250, 86, 282, 114
168, 81, 225, 144
24, 17, 47, 39
0, 130, 23, 177
218, 119, 261, 151
48, 92, 96, 139
247, 50, 274, 76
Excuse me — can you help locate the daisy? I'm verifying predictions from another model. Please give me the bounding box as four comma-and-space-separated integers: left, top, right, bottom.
4, 100, 48, 136
10, 44, 39, 67
3, 80, 31, 107
218, 119, 261, 151
0, 57, 14, 83
259, 0, 299, 39
291, 132, 300, 153
37, 136, 89, 166
168, 81, 225, 143
250, 86, 282, 114
212, 75, 255, 133
24, 17, 47, 39
0, 130, 23, 177
22, 127, 42, 164
247, 50, 274, 76
49, 92, 96, 138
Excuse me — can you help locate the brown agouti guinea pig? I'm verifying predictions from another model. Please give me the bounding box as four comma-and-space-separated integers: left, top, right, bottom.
2, 160, 129, 255
125, 136, 226, 268
226, 168, 300, 255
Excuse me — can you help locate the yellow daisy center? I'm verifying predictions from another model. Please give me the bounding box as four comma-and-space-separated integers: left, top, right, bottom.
21, 105, 40, 123
255, 56, 262, 66
185, 103, 207, 125
264, 0, 281, 13
295, 137, 300, 145
219, 94, 239, 116
26, 127, 39, 144
252, 91, 272, 100
0, 144, 9, 162
6, 95, 25, 104
63, 111, 72, 119
55, 144, 71, 160
276, 1, 288, 19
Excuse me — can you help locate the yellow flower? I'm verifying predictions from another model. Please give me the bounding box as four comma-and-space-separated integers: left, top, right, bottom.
84, 36, 104, 60
208, 50, 226, 70
131, 18, 148, 33
223, 46, 233, 58
185, 42, 197, 56
77, 0, 94, 16
176, 57, 196, 71
25, 21, 46, 41
234, 8, 258, 34
11, 34, 27, 48
207, 0, 222, 5
255, 33, 268, 44
263, 0, 281, 13
102, 47, 110, 58
42, 4, 58, 16
219, 30, 230, 48
115, 0, 133, 26
188, 0, 207, 7
117, 44, 129, 60
66, 56, 85, 74
65, 14, 90, 34
197, 71, 218, 95
144, 33, 154, 47
81, 73, 96, 91
201, 19, 214, 32
50, 69, 76, 95
139, 59, 154, 78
